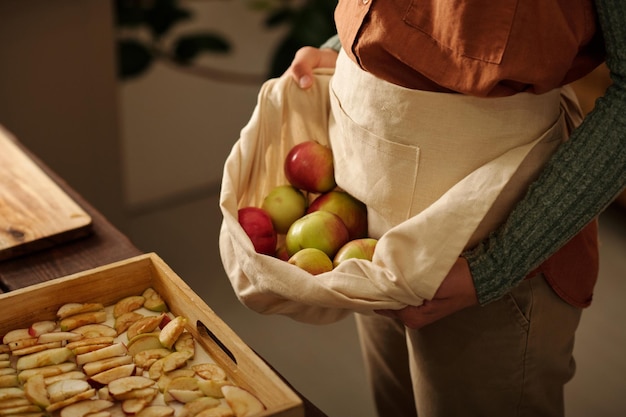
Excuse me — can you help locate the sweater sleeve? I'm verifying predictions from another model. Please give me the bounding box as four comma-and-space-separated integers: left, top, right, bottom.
464, 0, 626, 305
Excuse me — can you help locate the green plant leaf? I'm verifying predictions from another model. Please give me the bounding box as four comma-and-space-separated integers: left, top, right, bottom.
117, 39, 153, 79
264, 7, 294, 28
144, 0, 191, 38
173, 33, 231, 64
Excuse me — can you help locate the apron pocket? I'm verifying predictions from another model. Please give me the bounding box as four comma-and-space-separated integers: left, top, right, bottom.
329, 91, 420, 237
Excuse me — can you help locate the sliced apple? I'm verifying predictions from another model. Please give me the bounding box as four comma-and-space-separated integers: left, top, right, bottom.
108, 376, 156, 397
66, 336, 115, 351
12, 341, 63, 356
127, 334, 163, 357
111, 387, 157, 401
8, 338, 38, 351
197, 380, 228, 399
221, 385, 265, 417
192, 364, 226, 382
165, 376, 199, 393
136, 405, 174, 417
0, 387, 26, 401
60, 311, 107, 332
0, 347, 8, 355
122, 397, 150, 414
167, 389, 204, 404
72, 344, 114, 356
179, 396, 221, 417
134, 348, 171, 370
0, 353, 8, 362
0, 397, 31, 410
0, 404, 43, 415
82, 355, 134, 377
18, 362, 77, 382
0, 375, 18, 388
113, 296, 145, 319
0, 370, 15, 377
0, 365, 9, 373
23, 374, 50, 408
45, 388, 96, 413
16, 347, 74, 370
158, 317, 187, 350
142, 288, 168, 313
47, 378, 92, 403
60, 399, 113, 417
173, 332, 195, 357
44, 371, 88, 385
2, 328, 31, 345
126, 315, 165, 341
89, 363, 136, 385
71, 324, 117, 339
28, 321, 57, 338
37, 331, 83, 344
75, 343, 127, 366
194, 406, 234, 417
157, 369, 196, 392
148, 352, 190, 380
88, 411, 112, 417
57, 303, 104, 320
113, 312, 143, 335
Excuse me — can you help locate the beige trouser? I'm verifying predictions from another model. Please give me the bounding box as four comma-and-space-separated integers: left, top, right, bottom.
356, 274, 582, 417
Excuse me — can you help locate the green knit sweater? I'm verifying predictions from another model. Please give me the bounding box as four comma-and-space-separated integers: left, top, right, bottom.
464, 0, 626, 304
322, 0, 626, 305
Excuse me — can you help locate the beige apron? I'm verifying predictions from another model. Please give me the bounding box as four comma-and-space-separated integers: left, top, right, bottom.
219, 50, 578, 324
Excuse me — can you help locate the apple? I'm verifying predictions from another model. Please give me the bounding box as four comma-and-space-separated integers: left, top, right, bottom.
285, 211, 350, 258
261, 185, 308, 234
308, 190, 368, 240
274, 242, 290, 261
333, 238, 378, 267
237, 207, 277, 256
287, 248, 334, 275
284, 141, 336, 193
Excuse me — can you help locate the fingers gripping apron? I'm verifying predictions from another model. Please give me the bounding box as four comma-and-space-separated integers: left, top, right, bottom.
219, 51, 576, 324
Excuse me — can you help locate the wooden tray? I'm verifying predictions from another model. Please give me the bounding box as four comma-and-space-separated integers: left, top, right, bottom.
0, 253, 304, 417
0, 126, 92, 260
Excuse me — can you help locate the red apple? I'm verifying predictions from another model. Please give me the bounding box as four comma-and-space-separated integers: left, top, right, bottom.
261, 185, 308, 234
308, 190, 368, 240
288, 248, 334, 275
333, 238, 378, 267
238, 207, 277, 256
285, 211, 349, 258
284, 141, 336, 193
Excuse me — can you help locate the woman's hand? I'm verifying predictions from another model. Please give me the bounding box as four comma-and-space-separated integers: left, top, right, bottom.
284, 46, 339, 89
376, 257, 479, 329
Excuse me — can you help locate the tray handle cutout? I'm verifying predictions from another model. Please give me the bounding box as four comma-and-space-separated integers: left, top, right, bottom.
196, 319, 238, 365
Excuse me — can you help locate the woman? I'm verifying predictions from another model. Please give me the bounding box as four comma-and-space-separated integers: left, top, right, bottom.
284, 1, 626, 416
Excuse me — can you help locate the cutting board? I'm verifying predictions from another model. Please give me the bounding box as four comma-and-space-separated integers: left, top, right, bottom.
0, 126, 92, 260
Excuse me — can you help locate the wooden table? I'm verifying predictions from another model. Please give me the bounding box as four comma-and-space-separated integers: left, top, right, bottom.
0, 137, 327, 417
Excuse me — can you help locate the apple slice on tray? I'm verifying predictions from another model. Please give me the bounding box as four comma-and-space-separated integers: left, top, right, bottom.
113, 296, 146, 319
222, 385, 265, 417
59, 399, 113, 417
56, 303, 104, 320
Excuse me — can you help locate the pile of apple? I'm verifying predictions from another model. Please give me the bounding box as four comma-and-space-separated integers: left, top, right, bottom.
238, 140, 377, 275
0, 288, 264, 417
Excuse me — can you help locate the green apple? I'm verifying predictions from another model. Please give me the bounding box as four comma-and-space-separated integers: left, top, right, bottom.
285, 211, 349, 258
333, 238, 378, 267
288, 248, 333, 275
261, 185, 308, 234
238, 207, 277, 256
308, 190, 368, 240
284, 141, 336, 193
